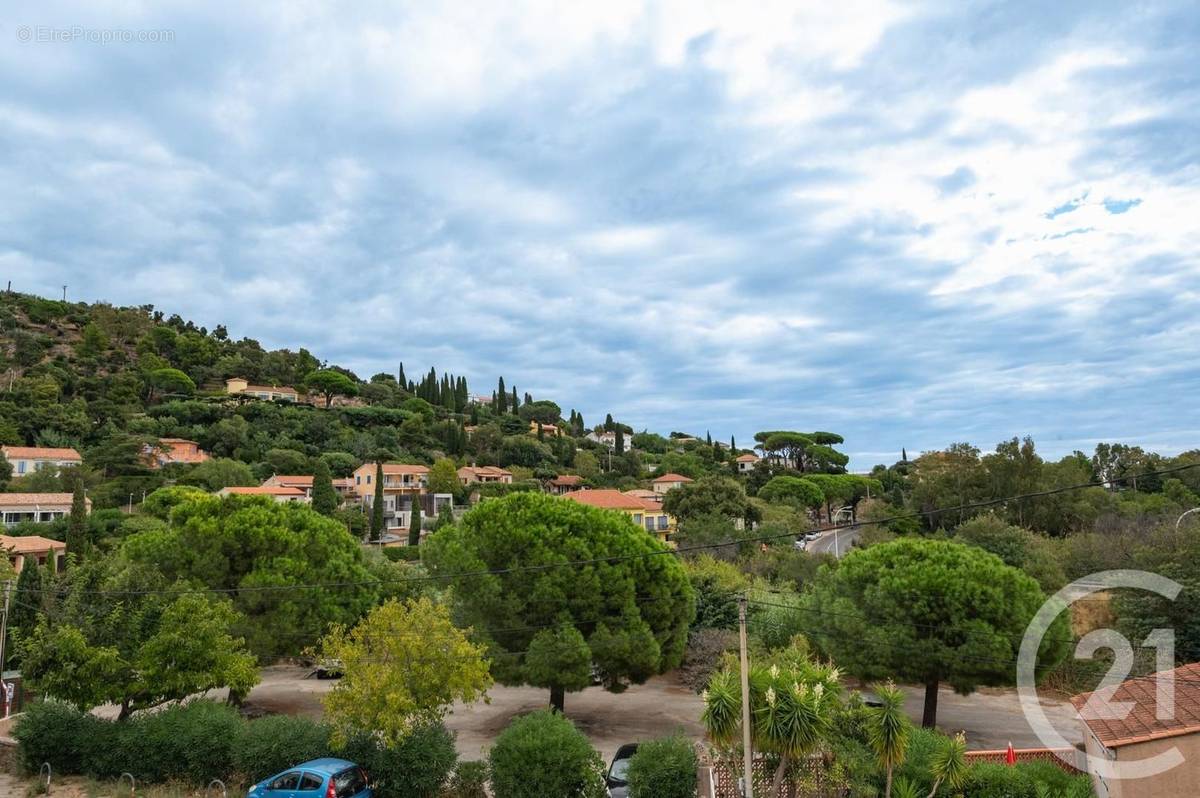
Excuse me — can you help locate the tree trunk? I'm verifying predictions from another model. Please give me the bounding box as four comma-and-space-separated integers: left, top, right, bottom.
925, 776, 943, 798
550, 684, 565, 714
922, 678, 939, 728
118, 699, 131, 721
771, 753, 789, 798
884, 765, 893, 798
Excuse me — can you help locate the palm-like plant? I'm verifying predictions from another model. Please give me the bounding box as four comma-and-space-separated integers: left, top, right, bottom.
865, 682, 911, 798
892, 777, 922, 798
926, 731, 968, 798
701, 654, 842, 798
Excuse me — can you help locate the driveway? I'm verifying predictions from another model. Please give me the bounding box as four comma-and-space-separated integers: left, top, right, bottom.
805, 526, 860, 557
240, 666, 1080, 758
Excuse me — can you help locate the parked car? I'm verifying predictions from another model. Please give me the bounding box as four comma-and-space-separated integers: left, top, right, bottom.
316, 658, 344, 679
246, 758, 370, 798
605, 743, 639, 798
793, 539, 807, 551
804, 531, 821, 541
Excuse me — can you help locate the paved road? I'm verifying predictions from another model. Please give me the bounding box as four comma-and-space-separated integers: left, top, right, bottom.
804, 525, 861, 557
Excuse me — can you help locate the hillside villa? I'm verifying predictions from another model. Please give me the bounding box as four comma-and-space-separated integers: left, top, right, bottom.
547, 474, 585, 495
1, 534, 66, 572
261, 474, 355, 501
652, 473, 694, 494
735, 452, 760, 473
0, 492, 88, 527
0, 446, 82, 476
145, 438, 210, 468
563, 489, 676, 543
457, 465, 513, 486
225, 377, 300, 402
352, 462, 453, 537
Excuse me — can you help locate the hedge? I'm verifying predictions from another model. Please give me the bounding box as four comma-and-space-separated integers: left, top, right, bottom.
625, 734, 697, 798
383, 545, 421, 562
14, 700, 457, 797
488, 711, 606, 798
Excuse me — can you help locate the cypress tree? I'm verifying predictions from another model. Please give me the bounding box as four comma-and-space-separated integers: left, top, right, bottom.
370, 461, 385, 541
66, 472, 88, 557
398, 362, 407, 388
471, 404, 480, 426
497, 377, 507, 413
510, 387, 519, 415
8, 560, 43, 666
605, 413, 614, 431
537, 424, 545, 441
731, 435, 736, 453
615, 428, 625, 455
901, 447, 908, 462
575, 412, 585, 436
408, 497, 422, 546
524, 392, 532, 405
706, 430, 712, 446
311, 459, 338, 516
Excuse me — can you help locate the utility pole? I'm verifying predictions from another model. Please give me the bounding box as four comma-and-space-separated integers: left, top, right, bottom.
0, 580, 11, 717
61, 285, 67, 302
738, 595, 754, 798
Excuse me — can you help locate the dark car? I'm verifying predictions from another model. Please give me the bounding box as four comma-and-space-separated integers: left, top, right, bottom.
605, 743, 639, 798
246, 758, 370, 798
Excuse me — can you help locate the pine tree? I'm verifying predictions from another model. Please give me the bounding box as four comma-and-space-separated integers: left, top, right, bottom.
66, 472, 88, 557
311, 459, 338, 516
370, 461, 386, 541
408, 498, 422, 546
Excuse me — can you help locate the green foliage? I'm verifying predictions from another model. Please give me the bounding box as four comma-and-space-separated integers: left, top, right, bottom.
383, 545, 422, 562
423, 493, 694, 711
142, 485, 209, 519
177, 457, 257, 491
758, 475, 825, 508
306, 368, 359, 407
234, 713, 332, 782
311, 458, 339, 515
441, 760, 489, 798
429, 457, 462, 497
371, 461, 386, 541
625, 734, 698, 798
120, 494, 379, 656
684, 555, 748, 630
865, 681, 911, 797
661, 476, 760, 525
803, 538, 1070, 727
488, 711, 606, 798
147, 367, 196, 398
341, 722, 458, 798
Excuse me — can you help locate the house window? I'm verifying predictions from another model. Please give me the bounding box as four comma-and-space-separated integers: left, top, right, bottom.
633, 513, 643, 524
356, 475, 361, 485
366, 475, 372, 484
17, 461, 25, 474
644, 518, 654, 531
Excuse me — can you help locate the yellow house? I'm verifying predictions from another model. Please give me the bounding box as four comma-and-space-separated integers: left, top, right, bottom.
528, 421, 561, 437
225, 377, 300, 402
562, 489, 677, 543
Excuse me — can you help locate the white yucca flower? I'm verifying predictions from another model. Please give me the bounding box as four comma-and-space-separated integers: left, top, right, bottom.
701, 689, 709, 703
765, 687, 777, 706
813, 683, 824, 697
828, 666, 841, 682
769, 664, 780, 679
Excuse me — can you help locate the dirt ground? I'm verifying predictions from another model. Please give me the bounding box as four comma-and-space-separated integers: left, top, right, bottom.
242, 666, 1081, 760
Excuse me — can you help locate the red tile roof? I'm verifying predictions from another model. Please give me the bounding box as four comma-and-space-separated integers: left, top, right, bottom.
265, 475, 314, 487
736, 453, 760, 462
377, 463, 430, 475
222, 486, 306, 496
1, 446, 82, 461
1071, 662, 1200, 748
0, 493, 77, 506
458, 466, 512, 478
0, 535, 66, 554
652, 473, 694, 484
549, 475, 584, 486
563, 489, 645, 510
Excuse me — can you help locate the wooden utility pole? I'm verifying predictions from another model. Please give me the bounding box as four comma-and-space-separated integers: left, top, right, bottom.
0, 580, 11, 717
738, 595, 754, 798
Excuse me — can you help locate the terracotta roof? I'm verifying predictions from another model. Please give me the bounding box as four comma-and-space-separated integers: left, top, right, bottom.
623, 488, 658, 499
265, 475, 314, 487
652, 473, 694, 484
221, 486, 306, 496
621, 491, 669, 512
736, 453, 760, 462
1071, 662, 1200, 748
549, 475, 584, 486
1, 446, 81, 461
158, 438, 200, 445
378, 463, 430, 475
0, 535, 65, 554
563, 489, 645, 511
0, 493, 76, 506
458, 466, 512, 478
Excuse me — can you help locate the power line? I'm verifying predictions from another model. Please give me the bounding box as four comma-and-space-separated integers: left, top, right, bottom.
24, 461, 1200, 599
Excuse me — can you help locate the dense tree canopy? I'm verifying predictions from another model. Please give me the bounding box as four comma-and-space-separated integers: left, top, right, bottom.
422, 492, 694, 712
803, 537, 1069, 727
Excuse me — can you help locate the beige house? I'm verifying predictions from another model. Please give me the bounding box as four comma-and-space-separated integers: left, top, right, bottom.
218, 485, 309, 503
1, 446, 82, 476
458, 465, 514, 486
0, 493, 87, 527
735, 452, 760, 473
225, 377, 300, 402
652, 473, 694, 494
352, 463, 445, 535
1, 534, 66, 572
548, 474, 584, 495
563, 489, 677, 543
1072, 661, 1200, 798
528, 421, 561, 437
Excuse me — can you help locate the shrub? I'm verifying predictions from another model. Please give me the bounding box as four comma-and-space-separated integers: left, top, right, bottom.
340, 722, 457, 798
488, 711, 606, 798
12, 701, 91, 774
234, 714, 332, 783
121, 701, 241, 783
625, 734, 697, 798
891, 727, 942, 793
440, 760, 488, 798
963, 763, 1037, 798
383, 545, 421, 562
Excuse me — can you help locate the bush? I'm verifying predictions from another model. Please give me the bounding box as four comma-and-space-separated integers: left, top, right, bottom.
341, 722, 457, 798
488, 711, 606, 798
625, 735, 697, 798
12, 701, 91, 774
119, 701, 242, 783
234, 714, 332, 783
383, 545, 421, 562
441, 760, 488, 798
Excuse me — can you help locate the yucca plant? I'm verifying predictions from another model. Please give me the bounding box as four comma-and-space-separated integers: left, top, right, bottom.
865, 682, 911, 798
892, 776, 922, 798
926, 732, 968, 798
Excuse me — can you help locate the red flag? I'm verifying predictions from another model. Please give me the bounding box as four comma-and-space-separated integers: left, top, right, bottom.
1005, 741, 1016, 766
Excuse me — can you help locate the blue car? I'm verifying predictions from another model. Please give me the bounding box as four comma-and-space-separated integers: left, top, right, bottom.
246, 758, 371, 798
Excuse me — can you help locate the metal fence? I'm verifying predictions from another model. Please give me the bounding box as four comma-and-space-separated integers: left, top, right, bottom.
710, 756, 849, 798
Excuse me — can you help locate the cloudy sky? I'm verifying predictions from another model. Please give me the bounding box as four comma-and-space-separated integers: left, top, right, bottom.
2, 1, 1198, 467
